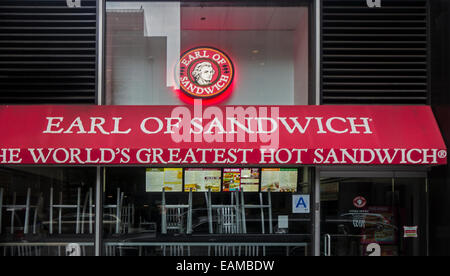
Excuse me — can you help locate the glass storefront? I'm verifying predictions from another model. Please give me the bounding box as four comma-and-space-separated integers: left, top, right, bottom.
0, 167, 97, 256
320, 176, 428, 256
0, 0, 443, 258
103, 167, 313, 256
0, 166, 431, 257
100, 0, 314, 256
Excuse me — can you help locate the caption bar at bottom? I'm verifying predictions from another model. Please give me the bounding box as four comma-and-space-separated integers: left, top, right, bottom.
176, 260, 275, 273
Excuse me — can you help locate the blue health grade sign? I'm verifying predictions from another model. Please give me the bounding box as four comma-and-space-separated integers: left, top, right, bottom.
292, 195, 310, 214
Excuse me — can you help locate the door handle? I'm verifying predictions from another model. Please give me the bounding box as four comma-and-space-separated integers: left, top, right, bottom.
324, 234, 331, 256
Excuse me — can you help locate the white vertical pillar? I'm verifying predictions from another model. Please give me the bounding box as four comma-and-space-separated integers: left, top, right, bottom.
313, 0, 322, 255
96, 0, 106, 256
106, 2, 181, 89
142, 2, 181, 89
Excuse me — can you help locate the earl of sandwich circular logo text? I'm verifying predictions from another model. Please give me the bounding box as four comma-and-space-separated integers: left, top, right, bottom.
178, 47, 234, 99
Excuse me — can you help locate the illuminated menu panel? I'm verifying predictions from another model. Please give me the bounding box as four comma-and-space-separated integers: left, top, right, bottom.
184, 168, 222, 192
146, 168, 183, 192
241, 168, 260, 192
223, 168, 260, 192
223, 168, 241, 191
261, 168, 298, 192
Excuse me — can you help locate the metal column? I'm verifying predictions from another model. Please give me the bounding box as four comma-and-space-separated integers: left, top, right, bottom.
95, 0, 106, 256
313, 167, 321, 256
95, 167, 103, 256
0, 188, 3, 234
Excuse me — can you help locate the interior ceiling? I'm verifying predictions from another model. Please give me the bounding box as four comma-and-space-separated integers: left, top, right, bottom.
107, 7, 307, 31
181, 7, 307, 30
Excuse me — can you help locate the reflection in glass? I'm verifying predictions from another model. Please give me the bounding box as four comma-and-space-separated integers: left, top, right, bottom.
0, 167, 96, 256
103, 167, 312, 256
320, 177, 427, 256
106, 1, 309, 106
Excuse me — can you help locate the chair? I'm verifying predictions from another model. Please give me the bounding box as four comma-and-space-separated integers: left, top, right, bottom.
49, 187, 95, 256
161, 245, 191, 256
204, 189, 243, 234
161, 188, 193, 234
240, 188, 273, 234
104, 188, 125, 235
49, 187, 82, 234
160, 188, 193, 256
120, 203, 134, 234
204, 189, 273, 256
239, 188, 273, 256
80, 188, 94, 234
0, 188, 43, 256
204, 189, 245, 256
1, 188, 40, 235
213, 244, 263, 257
1, 244, 42, 256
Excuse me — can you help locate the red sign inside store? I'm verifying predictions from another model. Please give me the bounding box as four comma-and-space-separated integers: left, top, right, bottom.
0, 105, 446, 165
178, 47, 234, 99
353, 196, 367, 209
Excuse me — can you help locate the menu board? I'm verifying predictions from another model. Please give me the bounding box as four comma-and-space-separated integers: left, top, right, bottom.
261, 168, 298, 192
241, 168, 260, 192
223, 168, 241, 191
184, 168, 222, 192
223, 168, 260, 192
145, 168, 183, 192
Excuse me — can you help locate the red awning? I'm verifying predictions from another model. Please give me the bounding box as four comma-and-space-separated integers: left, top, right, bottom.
0, 105, 446, 165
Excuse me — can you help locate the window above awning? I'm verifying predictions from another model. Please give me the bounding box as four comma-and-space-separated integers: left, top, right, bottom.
0, 105, 446, 166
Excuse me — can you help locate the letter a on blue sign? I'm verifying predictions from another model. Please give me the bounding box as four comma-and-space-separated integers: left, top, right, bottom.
296, 197, 307, 209
293, 195, 310, 214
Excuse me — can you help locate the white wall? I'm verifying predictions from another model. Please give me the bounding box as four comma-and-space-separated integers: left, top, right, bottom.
182, 30, 298, 105
294, 9, 309, 105
110, 31, 182, 105
107, 9, 309, 106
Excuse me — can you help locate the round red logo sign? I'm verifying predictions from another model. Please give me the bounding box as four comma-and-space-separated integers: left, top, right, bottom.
178, 47, 234, 99
353, 196, 367, 209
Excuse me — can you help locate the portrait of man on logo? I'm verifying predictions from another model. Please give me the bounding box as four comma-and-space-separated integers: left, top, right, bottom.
178, 47, 234, 99
192, 61, 215, 86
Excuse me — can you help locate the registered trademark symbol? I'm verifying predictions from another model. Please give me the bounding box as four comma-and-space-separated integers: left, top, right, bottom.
438, 150, 447, 159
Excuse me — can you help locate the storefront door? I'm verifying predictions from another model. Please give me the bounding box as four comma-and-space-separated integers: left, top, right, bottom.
320, 173, 428, 256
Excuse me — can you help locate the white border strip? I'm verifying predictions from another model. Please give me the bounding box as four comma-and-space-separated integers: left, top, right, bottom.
95, 0, 105, 256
